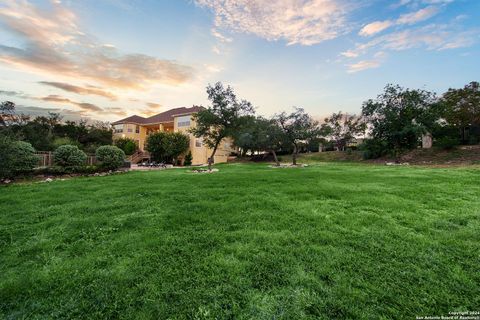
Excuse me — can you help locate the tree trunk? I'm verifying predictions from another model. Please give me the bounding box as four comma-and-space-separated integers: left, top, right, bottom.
292, 144, 298, 166
271, 150, 280, 166
208, 141, 220, 171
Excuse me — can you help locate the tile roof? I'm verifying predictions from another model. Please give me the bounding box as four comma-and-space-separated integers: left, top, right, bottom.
112, 106, 204, 125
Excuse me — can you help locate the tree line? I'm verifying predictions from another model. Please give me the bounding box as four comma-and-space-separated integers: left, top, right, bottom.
192, 81, 480, 166
0, 101, 113, 153
1, 80, 478, 171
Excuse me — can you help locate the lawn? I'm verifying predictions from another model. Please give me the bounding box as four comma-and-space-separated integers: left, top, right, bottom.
1, 163, 479, 319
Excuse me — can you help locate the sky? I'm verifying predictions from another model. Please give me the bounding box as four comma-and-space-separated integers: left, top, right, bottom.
0, 0, 479, 122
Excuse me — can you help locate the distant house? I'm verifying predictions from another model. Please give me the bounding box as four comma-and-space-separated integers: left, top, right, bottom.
112, 106, 234, 165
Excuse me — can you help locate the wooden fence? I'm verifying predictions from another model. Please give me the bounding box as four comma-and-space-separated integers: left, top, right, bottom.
35, 151, 97, 167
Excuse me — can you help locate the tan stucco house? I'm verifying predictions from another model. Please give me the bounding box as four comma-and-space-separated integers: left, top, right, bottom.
112, 106, 234, 165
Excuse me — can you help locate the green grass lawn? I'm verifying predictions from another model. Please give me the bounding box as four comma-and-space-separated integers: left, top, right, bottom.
1, 163, 479, 319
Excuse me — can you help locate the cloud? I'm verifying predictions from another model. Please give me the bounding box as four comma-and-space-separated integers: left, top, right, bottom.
359, 5, 440, 37
38, 81, 117, 100
15, 105, 90, 121
146, 102, 162, 109
39, 94, 125, 116
347, 52, 386, 73
0, 90, 22, 97
343, 1, 477, 73
396, 5, 439, 25
196, 0, 354, 46
359, 20, 394, 37
0, 0, 194, 89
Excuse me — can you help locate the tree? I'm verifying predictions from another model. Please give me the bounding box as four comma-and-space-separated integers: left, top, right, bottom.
114, 138, 137, 155
234, 116, 286, 166
0, 101, 30, 137
145, 131, 190, 164
440, 81, 480, 143
274, 108, 320, 165
191, 82, 255, 170
362, 84, 439, 158
320, 111, 366, 151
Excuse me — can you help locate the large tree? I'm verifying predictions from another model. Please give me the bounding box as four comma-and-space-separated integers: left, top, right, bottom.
440, 81, 480, 143
145, 131, 190, 165
362, 84, 439, 158
191, 82, 255, 169
274, 107, 320, 165
320, 111, 366, 151
235, 116, 286, 166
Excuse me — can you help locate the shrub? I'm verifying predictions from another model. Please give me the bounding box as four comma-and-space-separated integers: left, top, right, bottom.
359, 138, 389, 159
436, 137, 459, 150
114, 138, 137, 155
54, 145, 87, 167
33, 165, 101, 176
184, 151, 193, 166
95, 145, 125, 170
0, 136, 38, 179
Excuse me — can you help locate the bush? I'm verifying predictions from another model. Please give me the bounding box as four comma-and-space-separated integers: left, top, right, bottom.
436, 137, 460, 150
184, 151, 193, 166
54, 145, 87, 167
95, 145, 125, 170
33, 165, 101, 176
0, 135, 38, 179
359, 138, 389, 159
114, 138, 137, 155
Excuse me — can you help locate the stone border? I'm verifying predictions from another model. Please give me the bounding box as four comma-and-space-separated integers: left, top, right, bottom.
268, 164, 309, 168
187, 168, 219, 174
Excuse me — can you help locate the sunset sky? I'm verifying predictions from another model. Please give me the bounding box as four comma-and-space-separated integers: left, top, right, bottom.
0, 0, 479, 122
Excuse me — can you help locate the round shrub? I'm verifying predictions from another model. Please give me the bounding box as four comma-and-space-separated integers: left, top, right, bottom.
0, 136, 38, 179
95, 145, 125, 170
54, 145, 87, 167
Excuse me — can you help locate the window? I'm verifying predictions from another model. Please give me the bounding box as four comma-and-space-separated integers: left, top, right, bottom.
195, 138, 203, 148
135, 125, 140, 133
177, 115, 191, 127
127, 125, 133, 133
114, 124, 123, 133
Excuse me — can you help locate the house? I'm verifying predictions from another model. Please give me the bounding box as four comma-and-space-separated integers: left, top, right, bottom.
112, 106, 234, 165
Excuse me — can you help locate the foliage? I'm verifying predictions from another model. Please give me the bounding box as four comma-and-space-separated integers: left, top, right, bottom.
273, 107, 320, 165
145, 131, 190, 164
362, 84, 440, 158
358, 138, 389, 159
234, 116, 287, 165
52, 137, 81, 149
0, 102, 113, 151
53, 145, 87, 167
95, 145, 125, 170
435, 136, 460, 150
184, 151, 193, 166
33, 165, 101, 175
1, 164, 479, 318
191, 82, 255, 168
114, 138, 137, 155
0, 135, 38, 179
440, 81, 480, 143
320, 111, 366, 151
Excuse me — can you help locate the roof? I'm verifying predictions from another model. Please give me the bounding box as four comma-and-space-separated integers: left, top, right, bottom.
112, 106, 204, 125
